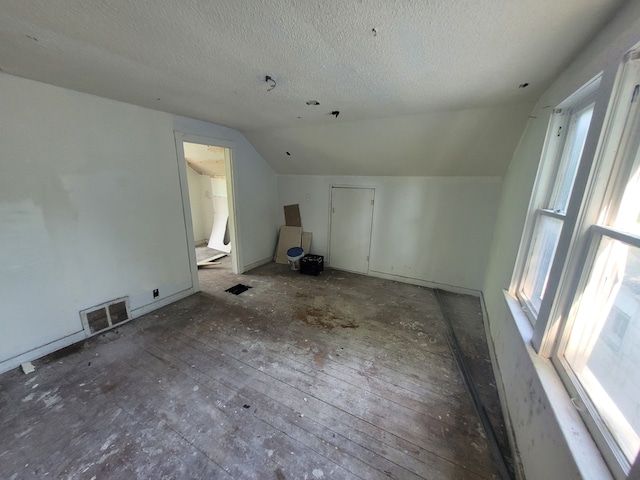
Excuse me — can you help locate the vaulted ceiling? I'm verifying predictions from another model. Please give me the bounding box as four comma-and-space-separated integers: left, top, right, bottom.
0, 0, 627, 176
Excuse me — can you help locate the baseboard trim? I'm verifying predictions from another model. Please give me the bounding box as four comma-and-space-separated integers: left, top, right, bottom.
368, 270, 481, 297
243, 256, 273, 273
0, 288, 196, 376
480, 293, 526, 480
0, 330, 87, 375
131, 287, 195, 318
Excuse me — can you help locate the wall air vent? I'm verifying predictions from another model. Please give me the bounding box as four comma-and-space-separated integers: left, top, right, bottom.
80, 297, 131, 336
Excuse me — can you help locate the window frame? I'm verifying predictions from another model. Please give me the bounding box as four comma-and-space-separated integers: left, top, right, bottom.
553, 227, 640, 477
512, 46, 640, 479
514, 78, 601, 327
552, 53, 640, 478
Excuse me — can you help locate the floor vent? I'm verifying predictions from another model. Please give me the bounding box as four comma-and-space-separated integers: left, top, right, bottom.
80, 297, 131, 336
225, 284, 252, 295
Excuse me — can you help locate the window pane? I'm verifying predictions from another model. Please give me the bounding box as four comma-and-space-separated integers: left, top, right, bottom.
564, 236, 640, 464
521, 215, 564, 317
613, 93, 640, 235
551, 106, 594, 213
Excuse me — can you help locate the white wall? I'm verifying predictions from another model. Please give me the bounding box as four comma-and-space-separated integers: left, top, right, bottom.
186, 165, 206, 243
185, 169, 226, 245
278, 175, 501, 291
210, 177, 227, 197
482, 2, 640, 479
207, 176, 227, 244
203, 177, 224, 239
0, 73, 279, 373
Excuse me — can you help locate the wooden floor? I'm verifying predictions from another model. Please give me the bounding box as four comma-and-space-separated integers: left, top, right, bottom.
0, 259, 501, 479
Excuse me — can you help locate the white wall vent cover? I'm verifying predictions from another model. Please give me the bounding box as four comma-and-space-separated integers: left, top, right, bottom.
80, 297, 131, 336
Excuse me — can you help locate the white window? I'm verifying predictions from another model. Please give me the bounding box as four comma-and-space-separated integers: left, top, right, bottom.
514, 48, 640, 479
517, 95, 596, 322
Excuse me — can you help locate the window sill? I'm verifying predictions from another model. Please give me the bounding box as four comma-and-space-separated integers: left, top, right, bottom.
503, 290, 613, 480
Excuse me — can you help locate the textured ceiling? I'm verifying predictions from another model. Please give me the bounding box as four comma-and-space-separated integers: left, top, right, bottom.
0, 0, 627, 175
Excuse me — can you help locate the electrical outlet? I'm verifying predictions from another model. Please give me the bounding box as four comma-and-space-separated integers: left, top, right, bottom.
153, 289, 159, 298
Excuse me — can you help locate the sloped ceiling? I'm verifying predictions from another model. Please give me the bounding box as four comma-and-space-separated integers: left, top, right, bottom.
184, 143, 226, 178
0, 0, 626, 176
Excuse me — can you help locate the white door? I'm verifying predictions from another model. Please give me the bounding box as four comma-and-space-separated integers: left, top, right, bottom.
329, 187, 374, 274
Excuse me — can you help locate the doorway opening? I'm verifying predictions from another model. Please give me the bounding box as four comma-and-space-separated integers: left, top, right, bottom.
184, 142, 231, 267
175, 133, 240, 293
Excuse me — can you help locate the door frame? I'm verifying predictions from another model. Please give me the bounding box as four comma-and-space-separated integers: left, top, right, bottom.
328, 185, 376, 273
174, 132, 241, 292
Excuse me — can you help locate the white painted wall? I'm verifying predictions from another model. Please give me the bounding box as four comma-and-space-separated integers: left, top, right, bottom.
278, 175, 501, 291
0, 73, 278, 373
186, 164, 206, 243
202, 175, 227, 240
211, 177, 227, 198
185, 169, 225, 245
207, 176, 227, 245
200, 175, 215, 242
482, 3, 640, 479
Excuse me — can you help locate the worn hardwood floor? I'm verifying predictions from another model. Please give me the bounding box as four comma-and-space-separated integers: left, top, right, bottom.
0, 259, 501, 479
